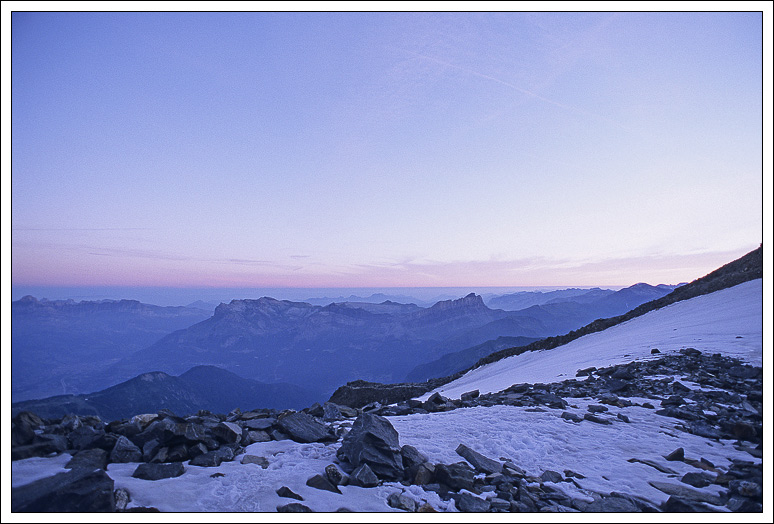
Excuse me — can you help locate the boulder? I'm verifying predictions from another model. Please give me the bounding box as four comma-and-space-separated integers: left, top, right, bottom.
277, 502, 313, 512
434, 462, 476, 491
66, 448, 109, 471
277, 412, 334, 443
322, 402, 343, 421
325, 464, 345, 485
114, 487, 130, 511
664, 447, 685, 461
241, 455, 269, 468
681, 472, 714, 488
337, 413, 404, 480
455, 492, 490, 512
456, 443, 502, 474
213, 422, 242, 444
110, 436, 142, 463
350, 463, 379, 488
306, 474, 341, 494
460, 390, 480, 401
276, 486, 304, 500
12, 467, 115, 512
387, 492, 417, 512
132, 462, 185, 481
242, 418, 275, 431
244, 430, 271, 444
560, 412, 583, 423
540, 470, 564, 483
189, 447, 234, 467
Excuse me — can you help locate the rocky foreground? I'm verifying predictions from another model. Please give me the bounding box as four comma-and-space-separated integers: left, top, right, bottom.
11, 348, 763, 513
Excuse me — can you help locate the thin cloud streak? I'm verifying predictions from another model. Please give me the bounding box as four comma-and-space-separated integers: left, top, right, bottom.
400, 49, 630, 131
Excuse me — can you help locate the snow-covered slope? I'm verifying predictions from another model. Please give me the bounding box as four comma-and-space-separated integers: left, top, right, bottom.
10, 279, 764, 513
423, 279, 762, 401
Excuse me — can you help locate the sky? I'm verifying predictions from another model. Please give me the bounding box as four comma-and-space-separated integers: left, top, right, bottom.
6, 6, 770, 290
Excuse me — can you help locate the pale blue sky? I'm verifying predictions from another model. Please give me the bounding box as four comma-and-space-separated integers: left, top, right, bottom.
9, 10, 766, 288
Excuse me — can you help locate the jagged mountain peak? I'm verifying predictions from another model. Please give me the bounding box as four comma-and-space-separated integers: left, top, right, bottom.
430, 293, 487, 311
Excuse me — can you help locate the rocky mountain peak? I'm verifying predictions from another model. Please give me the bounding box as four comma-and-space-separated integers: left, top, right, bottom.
430, 293, 487, 312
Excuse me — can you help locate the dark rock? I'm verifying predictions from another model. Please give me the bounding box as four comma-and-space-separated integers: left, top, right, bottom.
188, 442, 208, 458
337, 413, 404, 480
617, 413, 630, 423
277, 502, 313, 512
651, 348, 661, 354
456, 443, 502, 474
11, 421, 36, 447
401, 444, 427, 471
733, 422, 757, 441
66, 448, 109, 471
681, 472, 714, 488
132, 462, 185, 480
611, 367, 635, 380
276, 486, 304, 500
540, 470, 564, 483
460, 389, 480, 401
434, 462, 476, 491
68, 424, 106, 451
212, 421, 242, 444
455, 492, 490, 512
322, 402, 343, 421
242, 418, 275, 430
606, 378, 629, 393
277, 412, 334, 443
688, 422, 723, 439
728, 480, 762, 499
661, 395, 686, 407
726, 496, 763, 512
350, 463, 379, 488
680, 348, 702, 357
576, 366, 596, 376
587, 404, 608, 413
661, 495, 714, 512
664, 447, 685, 461
561, 412, 583, 423
649, 481, 723, 505
325, 464, 345, 485
306, 473, 341, 494
11, 467, 115, 512
413, 463, 434, 485
189, 447, 234, 467
110, 436, 142, 463
11, 437, 69, 461
269, 428, 289, 441
388, 492, 417, 512
583, 413, 612, 425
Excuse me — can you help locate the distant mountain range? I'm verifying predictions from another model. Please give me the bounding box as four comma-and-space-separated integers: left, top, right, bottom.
11, 297, 212, 402
11, 365, 318, 420
12, 282, 680, 411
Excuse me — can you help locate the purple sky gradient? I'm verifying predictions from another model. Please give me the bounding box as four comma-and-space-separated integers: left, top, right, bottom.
7, 9, 767, 289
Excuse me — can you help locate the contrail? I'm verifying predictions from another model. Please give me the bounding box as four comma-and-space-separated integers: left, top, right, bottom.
402, 49, 630, 131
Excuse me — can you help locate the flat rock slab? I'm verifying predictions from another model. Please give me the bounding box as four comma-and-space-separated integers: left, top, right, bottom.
12, 467, 115, 512
278, 412, 333, 443
649, 481, 723, 506
456, 443, 502, 475
132, 462, 185, 481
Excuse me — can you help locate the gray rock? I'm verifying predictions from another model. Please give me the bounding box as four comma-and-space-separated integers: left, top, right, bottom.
728, 480, 762, 499
132, 462, 185, 481
350, 463, 379, 487
661, 495, 715, 512
583, 413, 612, 425
242, 418, 275, 430
649, 481, 723, 505
245, 430, 271, 444
110, 436, 142, 463
726, 495, 763, 512
388, 492, 417, 512
664, 447, 685, 461
540, 470, 564, 483
413, 463, 435, 485
587, 404, 608, 413
189, 447, 234, 467
456, 443, 502, 474
277, 412, 333, 443
325, 464, 345, 485
114, 487, 130, 511
276, 486, 304, 500
617, 413, 631, 423
11, 467, 115, 512
322, 402, 343, 421
460, 390, 480, 401
241, 455, 269, 468
681, 472, 714, 488
213, 421, 242, 444
68, 424, 106, 451
306, 473, 341, 494
337, 413, 404, 480
434, 462, 476, 491
277, 502, 312, 512
561, 412, 583, 423
585, 494, 640, 512
66, 448, 109, 471
455, 492, 490, 512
